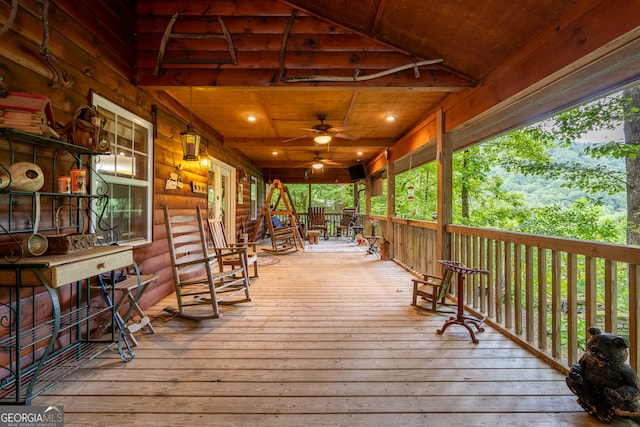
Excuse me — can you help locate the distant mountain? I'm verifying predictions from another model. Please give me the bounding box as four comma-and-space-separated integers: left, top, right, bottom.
492, 142, 626, 213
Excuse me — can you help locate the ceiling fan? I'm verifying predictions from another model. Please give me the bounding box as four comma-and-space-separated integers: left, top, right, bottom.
284, 114, 360, 144
298, 151, 342, 170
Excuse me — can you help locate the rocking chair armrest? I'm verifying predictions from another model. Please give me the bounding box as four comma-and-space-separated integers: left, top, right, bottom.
228, 241, 258, 248
214, 247, 249, 260
412, 278, 444, 286
175, 253, 219, 268
412, 277, 445, 295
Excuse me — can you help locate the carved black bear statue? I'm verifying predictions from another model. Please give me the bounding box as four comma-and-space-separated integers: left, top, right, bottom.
566, 326, 640, 423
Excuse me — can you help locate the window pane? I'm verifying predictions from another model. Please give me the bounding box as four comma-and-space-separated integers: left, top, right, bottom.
94, 182, 148, 244
133, 122, 147, 153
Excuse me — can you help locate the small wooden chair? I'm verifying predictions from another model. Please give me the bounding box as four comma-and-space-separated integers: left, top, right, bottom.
208, 218, 259, 278
336, 208, 356, 238
411, 268, 455, 311
308, 206, 328, 239
163, 205, 251, 320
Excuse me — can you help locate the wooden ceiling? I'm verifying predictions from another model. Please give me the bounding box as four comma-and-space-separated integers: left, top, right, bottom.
134, 0, 618, 183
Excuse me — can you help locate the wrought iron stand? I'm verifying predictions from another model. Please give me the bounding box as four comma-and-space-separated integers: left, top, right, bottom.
436, 260, 489, 343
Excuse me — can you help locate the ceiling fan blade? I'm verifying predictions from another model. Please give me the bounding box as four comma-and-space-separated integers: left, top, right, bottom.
295, 161, 314, 168
282, 134, 310, 143
328, 126, 354, 133
334, 132, 360, 140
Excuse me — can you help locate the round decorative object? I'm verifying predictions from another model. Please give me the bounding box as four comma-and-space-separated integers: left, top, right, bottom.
0, 165, 9, 190
5, 162, 44, 192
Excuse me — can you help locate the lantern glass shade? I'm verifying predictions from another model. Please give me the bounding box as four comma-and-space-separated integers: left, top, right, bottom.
181, 124, 201, 161
314, 134, 332, 144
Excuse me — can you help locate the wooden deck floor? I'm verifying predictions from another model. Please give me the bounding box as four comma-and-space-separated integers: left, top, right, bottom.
37, 240, 609, 426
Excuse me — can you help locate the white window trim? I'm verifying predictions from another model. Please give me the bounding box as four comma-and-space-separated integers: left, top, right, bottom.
90, 93, 154, 245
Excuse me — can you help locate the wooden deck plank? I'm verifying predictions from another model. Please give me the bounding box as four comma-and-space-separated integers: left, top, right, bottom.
36, 245, 599, 426
46, 380, 573, 396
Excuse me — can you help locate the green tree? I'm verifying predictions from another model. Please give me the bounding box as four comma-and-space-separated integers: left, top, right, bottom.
520, 198, 623, 241
623, 86, 640, 244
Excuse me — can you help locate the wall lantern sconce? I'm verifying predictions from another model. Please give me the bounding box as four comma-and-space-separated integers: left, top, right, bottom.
181, 124, 201, 161
181, 87, 200, 161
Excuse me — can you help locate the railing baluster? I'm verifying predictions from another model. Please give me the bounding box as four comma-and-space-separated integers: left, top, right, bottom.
479, 237, 487, 313
495, 240, 503, 324
471, 236, 479, 307
525, 245, 534, 343
486, 239, 494, 318
537, 248, 547, 350
514, 244, 523, 335
505, 242, 513, 329
551, 250, 562, 359
630, 265, 639, 370
567, 252, 578, 365
604, 259, 616, 333
585, 256, 597, 328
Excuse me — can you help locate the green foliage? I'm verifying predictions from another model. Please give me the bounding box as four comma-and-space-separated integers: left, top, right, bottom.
284, 183, 356, 214
519, 198, 624, 241
395, 163, 437, 219
550, 96, 631, 145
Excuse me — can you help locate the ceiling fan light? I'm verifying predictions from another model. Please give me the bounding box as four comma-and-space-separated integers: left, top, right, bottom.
312, 162, 324, 169
314, 134, 332, 144
386, 114, 397, 122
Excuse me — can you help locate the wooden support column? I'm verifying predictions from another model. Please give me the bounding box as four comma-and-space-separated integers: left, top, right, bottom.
437, 108, 452, 269
384, 161, 395, 260
365, 175, 372, 221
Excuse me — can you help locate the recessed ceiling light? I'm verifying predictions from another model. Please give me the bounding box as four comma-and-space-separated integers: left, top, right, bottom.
246, 114, 257, 122
357, 151, 363, 156
272, 151, 278, 156
386, 114, 396, 122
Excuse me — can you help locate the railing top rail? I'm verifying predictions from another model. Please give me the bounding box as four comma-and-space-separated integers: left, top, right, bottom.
448, 224, 640, 264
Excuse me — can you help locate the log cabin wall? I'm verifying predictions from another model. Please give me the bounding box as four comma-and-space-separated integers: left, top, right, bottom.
0, 1, 265, 328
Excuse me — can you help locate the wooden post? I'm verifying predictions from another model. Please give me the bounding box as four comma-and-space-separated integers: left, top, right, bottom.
385, 161, 395, 260
436, 108, 452, 271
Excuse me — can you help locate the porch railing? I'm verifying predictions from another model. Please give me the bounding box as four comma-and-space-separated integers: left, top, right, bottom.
379, 216, 640, 372
287, 213, 361, 237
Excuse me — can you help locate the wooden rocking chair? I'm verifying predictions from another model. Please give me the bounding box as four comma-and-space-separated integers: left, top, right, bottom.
335, 208, 356, 238
308, 206, 329, 239
208, 218, 259, 278
411, 268, 455, 311
265, 213, 299, 253
163, 205, 251, 320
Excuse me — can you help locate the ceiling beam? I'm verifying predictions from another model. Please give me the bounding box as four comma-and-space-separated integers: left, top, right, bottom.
136, 67, 474, 88
224, 137, 394, 148
254, 160, 350, 168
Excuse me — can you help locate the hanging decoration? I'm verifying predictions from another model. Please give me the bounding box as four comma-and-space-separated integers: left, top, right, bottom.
407, 155, 415, 200
407, 184, 415, 200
